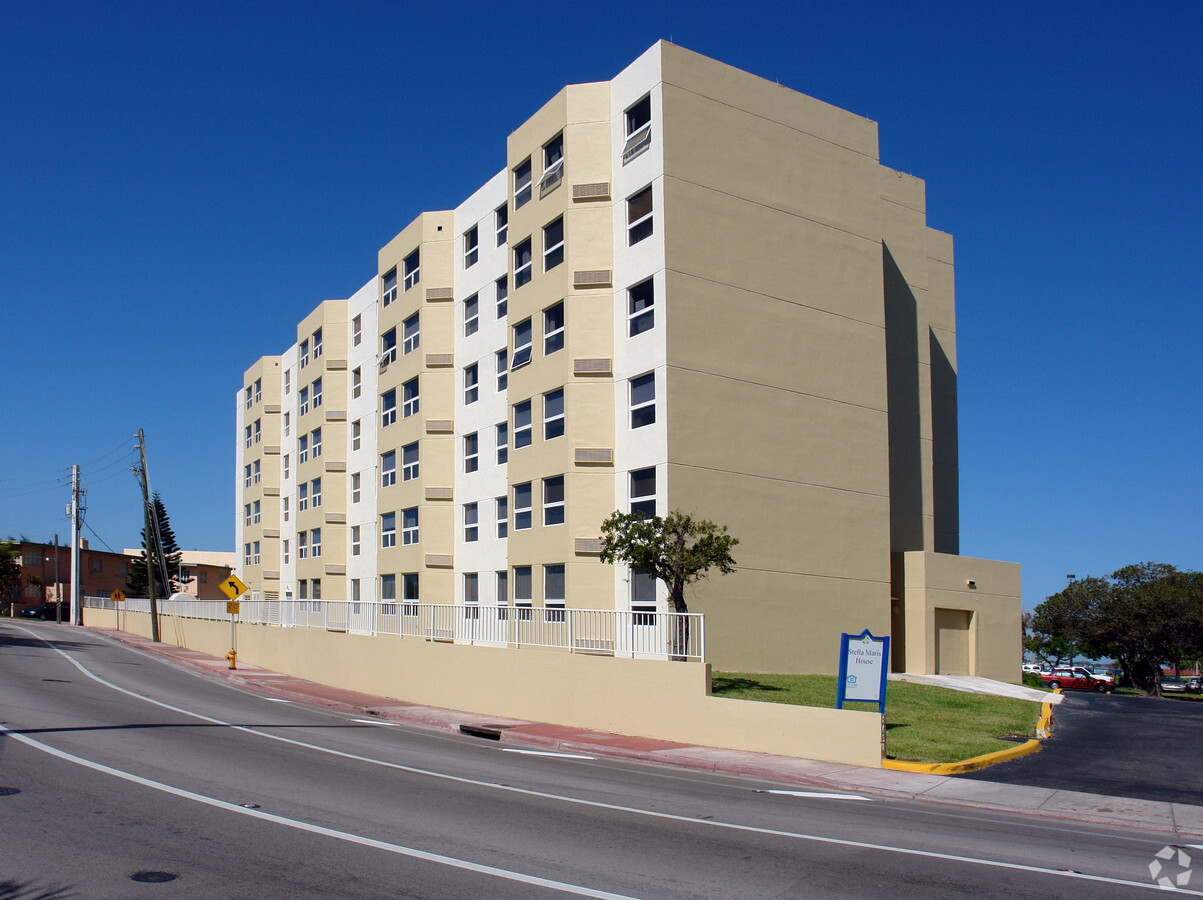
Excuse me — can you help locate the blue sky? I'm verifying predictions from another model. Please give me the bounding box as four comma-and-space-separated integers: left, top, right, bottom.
2, 1, 1199, 610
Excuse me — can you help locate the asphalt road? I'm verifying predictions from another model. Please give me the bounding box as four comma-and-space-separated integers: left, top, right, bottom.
1, 621, 1197, 898
963, 690, 1203, 804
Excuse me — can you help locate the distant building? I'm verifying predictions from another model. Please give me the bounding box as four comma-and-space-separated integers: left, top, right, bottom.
235, 42, 1021, 679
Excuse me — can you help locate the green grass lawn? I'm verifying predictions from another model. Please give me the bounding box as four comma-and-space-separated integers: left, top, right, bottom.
712, 672, 1043, 763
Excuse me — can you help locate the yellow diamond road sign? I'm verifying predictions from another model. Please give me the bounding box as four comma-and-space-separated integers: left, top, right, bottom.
111, 589, 125, 603
220, 574, 248, 600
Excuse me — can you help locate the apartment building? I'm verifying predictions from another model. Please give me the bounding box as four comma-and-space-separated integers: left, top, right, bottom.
235, 42, 1021, 679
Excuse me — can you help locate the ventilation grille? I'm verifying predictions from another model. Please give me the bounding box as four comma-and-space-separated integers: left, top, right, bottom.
573, 358, 612, 376
264, 445, 281, 456
324, 513, 346, 524
325, 410, 347, 422
325, 461, 346, 473
426, 287, 453, 301
574, 270, 612, 288
573, 182, 610, 201
263, 487, 281, 497
425, 554, 453, 568
265, 404, 281, 414
324, 565, 346, 576
574, 448, 613, 465
426, 419, 454, 434
263, 571, 280, 581
426, 353, 454, 367
263, 529, 280, 538
574, 538, 604, 555
326, 359, 347, 371
425, 487, 454, 501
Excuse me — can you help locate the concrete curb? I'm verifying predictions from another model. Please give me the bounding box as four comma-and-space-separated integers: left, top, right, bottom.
882, 693, 1057, 774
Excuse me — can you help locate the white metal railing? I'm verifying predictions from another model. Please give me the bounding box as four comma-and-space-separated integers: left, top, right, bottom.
84, 597, 705, 662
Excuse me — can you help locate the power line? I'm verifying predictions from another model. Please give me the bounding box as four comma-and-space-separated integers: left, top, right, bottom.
82, 521, 118, 554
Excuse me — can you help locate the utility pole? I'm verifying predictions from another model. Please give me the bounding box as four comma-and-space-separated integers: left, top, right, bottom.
54, 533, 61, 624
69, 466, 81, 626
136, 429, 161, 642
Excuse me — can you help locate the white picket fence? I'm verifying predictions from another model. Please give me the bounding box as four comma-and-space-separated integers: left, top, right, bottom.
85, 596, 705, 662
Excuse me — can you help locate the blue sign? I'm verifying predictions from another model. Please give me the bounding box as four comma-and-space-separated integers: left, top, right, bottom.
836, 629, 890, 714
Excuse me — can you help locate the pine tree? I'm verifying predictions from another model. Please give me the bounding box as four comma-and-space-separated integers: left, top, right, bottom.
126, 492, 184, 598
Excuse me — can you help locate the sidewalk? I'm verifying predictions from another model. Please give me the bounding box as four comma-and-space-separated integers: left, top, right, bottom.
87, 626, 1203, 841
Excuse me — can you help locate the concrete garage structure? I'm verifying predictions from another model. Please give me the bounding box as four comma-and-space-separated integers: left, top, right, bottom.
235, 41, 1020, 682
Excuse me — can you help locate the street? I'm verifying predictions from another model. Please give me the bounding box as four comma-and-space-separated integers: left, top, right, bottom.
1, 621, 1197, 898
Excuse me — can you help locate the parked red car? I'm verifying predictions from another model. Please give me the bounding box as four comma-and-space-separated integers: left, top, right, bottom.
1041, 667, 1112, 693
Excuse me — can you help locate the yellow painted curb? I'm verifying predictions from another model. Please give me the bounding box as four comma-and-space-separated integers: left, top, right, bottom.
881, 690, 1057, 775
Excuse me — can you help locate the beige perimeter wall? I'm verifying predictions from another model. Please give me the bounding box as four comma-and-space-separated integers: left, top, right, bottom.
87, 608, 884, 768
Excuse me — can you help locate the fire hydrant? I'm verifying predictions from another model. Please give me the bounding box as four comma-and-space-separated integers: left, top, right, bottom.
226, 648, 237, 670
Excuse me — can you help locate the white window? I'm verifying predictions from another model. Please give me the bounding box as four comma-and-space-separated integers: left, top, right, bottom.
496, 571, 508, 614
352, 367, 361, 399
463, 225, 478, 268
254, 419, 261, 443
464, 432, 478, 473
514, 238, 532, 288
381, 451, 396, 487
351, 419, 361, 451
513, 400, 532, 449
244, 504, 251, 526
514, 566, 532, 607
628, 278, 654, 336
299, 434, 309, 464
402, 507, 418, 545
543, 475, 565, 526
311, 427, 322, 458
631, 467, 656, 519
351, 525, 361, 556
464, 573, 479, 608
300, 339, 309, 369
464, 363, 479, 405
245, 425, 252, 449
283, 411, 290, 437
311, 377, 322, 409
496, 422, 508, 465
253, 460, 260, 484
403, 312, 419, 354
543, 217, 564, 271
402, 572, 419, 614
402, 442, 419, 481
244, 543, 251, 565
627, 185, 653, 245
299, 386, 309, 416
298, 482, 308, 511
245, 464, 251, 488
496, 496, 508, 539
496, 349, 508, 392
495, 276, 508, 318
382, 268, 397, 307
630, 372, 656, 428
623, 94, 652, 164
381, 513, 396, 548
543, 388, 564, 440
382, 389, 396, 427
543, 302, 564, 355
282, 539, 290, 564
282, 497, 290, 522
464, 503, 478, 542
403, 249, 420, 290
464, 293, 479, 337
312, 328, 323, 360
298, 532, 307, 559
350, 578, 361, 608
254, 378, 261, 403
495, 204, 508, 246
351, 472, 361, 504
538, 133, 564, 195
511, 318, 532, 370
544, 564, 566, 615
402, 378, 419, 418
310, 477, 321, 508
514, 482, 532, 530
245, 386, 252, 409
352, 314, 362, 346
310, 528, 321, 558
284, 369, 291, 395
253, 500, 261, 524
513, 157, 532, 209
311, 579, 321, 604
381, 327, 398, 364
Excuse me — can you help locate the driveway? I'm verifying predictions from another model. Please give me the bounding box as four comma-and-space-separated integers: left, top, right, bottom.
962, 691, 1203, 804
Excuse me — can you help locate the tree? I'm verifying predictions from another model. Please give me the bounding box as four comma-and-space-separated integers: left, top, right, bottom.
0, 541, 21, 615
599, 510, 739, 614
126, 492, 183, 598
1028, 563, 1203, 693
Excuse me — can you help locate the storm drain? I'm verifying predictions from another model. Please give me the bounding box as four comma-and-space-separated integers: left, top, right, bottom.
130, 871, 177, 883
459, 724, 513, 741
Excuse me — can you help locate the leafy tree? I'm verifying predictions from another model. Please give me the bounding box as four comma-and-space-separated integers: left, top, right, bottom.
126, 492, 183, 598
599, 510, 739, 614
0, 541, 21, 615
1029, 563, 1203, 693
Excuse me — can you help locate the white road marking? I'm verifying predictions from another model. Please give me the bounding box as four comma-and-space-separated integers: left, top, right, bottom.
266, 698, 291, 702
760, 789, 871, 801
503, 749, 595, 759
0, 722, 638, 900
353, 718, 401, 726
11, 624, 1196, 896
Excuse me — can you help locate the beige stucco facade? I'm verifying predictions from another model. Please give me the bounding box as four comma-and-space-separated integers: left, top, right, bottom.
233, 41, 1021, 688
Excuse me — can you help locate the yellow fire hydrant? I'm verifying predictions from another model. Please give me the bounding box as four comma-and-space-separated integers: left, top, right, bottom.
226, 648, 237, 670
